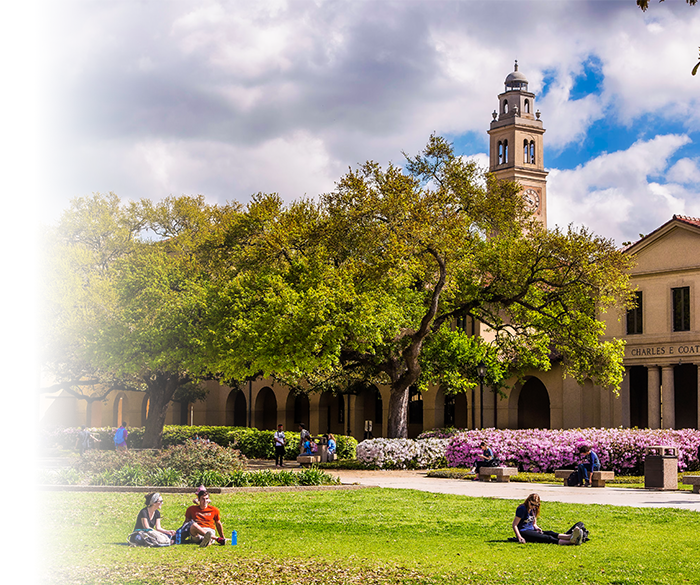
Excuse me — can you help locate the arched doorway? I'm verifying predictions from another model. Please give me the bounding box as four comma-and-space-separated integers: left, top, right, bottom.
408, 385, 423, 438
285, 391, 310, 430
359, 385, 383, 438
254, 387, 277, 430
225, 389, 248, 427
113, 393, 128, 426
517, 377, 550, 429
141, 395, 150, 427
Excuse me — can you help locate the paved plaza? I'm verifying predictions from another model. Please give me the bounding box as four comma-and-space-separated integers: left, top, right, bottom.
328, 468, 700, 512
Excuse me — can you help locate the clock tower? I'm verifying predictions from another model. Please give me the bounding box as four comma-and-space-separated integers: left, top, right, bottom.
487, 61, 548, 226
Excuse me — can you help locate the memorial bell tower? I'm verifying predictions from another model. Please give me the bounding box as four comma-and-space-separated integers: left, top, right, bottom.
487, 61, 548, 226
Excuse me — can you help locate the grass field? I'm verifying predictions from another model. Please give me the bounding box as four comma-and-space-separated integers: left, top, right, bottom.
41, 488, 699, 585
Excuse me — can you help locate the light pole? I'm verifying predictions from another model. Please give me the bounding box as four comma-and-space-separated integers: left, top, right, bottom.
477, 361, 486, 429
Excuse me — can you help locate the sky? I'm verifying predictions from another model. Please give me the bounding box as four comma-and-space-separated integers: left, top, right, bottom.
37, 0, 700, 245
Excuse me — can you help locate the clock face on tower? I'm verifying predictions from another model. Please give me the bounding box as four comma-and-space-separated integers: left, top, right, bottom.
522, 188, 540, 211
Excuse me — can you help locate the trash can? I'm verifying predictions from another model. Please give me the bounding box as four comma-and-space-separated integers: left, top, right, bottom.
644, 445, 678, 490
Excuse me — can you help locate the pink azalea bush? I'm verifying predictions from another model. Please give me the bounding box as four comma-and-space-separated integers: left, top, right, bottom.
356, 438, 450, 469
446, 428, 700, 474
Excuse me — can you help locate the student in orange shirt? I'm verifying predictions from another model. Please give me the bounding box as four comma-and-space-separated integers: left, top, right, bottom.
184, 486, 226, 547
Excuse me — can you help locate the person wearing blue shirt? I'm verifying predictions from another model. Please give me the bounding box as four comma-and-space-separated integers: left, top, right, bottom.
577, 445, 601, 487
512, 493, 582, 545
473, 441, 497, 480
327, 433, 337, 460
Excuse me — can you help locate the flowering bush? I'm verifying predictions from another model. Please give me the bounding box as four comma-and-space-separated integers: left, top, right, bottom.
356, 438, 449, 469
446, 428, 700, 474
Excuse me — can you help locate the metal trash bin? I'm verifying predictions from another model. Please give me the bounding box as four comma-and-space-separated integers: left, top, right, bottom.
644, 445, 678, 490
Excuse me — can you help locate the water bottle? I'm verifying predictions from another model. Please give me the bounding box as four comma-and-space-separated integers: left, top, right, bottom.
231, 530, 237, 545
175, 530, 181, 545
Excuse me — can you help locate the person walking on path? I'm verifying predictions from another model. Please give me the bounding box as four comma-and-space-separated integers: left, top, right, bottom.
512, 493, 583, 545
75, 426, 100, 456
114, 422, 128, 452
274, 424, 286, 467
184, 486, 226, 547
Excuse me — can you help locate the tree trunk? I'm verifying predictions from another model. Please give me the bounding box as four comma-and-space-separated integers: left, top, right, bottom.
141, 373, 180, 448
387, 384, 410, 438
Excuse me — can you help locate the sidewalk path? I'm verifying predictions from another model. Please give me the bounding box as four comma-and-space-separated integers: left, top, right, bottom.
330, 469, 700, 512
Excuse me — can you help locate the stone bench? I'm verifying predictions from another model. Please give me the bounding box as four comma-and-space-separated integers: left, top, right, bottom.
296, 455, 321, 467
554, 469, 615, 487
682, 475, 700, 493
476, 467, 518, 482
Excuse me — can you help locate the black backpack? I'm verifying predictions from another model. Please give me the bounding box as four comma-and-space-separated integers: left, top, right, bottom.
566, 471, 579, 486
566, 521, 590, 543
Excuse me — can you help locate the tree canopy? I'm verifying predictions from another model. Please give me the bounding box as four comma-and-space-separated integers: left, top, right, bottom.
43, 136, 634, 440
207, 136, 634, 437
41, 193, 239, 447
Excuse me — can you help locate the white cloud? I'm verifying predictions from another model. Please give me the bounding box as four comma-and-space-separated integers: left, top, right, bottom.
548, 134, 695, 244
667, 157, 700, 184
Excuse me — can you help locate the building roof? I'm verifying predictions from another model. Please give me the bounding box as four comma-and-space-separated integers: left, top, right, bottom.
623, 214, 700, 253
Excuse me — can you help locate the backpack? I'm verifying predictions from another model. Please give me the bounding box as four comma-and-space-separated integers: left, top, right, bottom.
128, 529, 172, 547
566, 521, 590, 543
566, 471, 579, 486
488, 457, 501, 467
310, 441, 318, 454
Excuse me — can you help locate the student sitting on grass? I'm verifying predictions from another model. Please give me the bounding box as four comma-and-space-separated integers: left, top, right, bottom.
130, 492, 174, 545
512, 493, 583, 545
184, 486, 226, 547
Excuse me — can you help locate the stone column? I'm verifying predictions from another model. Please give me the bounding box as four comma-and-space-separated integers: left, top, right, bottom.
648, 366, 661, 429
661, 365, 675, 429
482, 386, 495, 428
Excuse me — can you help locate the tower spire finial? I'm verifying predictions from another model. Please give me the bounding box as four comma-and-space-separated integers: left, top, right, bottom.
514, 60, 518, 71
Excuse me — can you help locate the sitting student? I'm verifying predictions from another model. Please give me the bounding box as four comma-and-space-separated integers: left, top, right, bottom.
512, 493, 582, 546
302, 437, 313, 455
473, 440, 498, 480
130, 492, 174, 545
184, 486, 226, 547
327, 433, 337, 460
298, 424, 311, 453
577, 445, 601, 487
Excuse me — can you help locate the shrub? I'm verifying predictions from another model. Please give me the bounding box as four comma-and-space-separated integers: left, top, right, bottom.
43, 425, 358, 460
356, 438, 449, 469
157, 443, 246, 476
445, 428, 700, 474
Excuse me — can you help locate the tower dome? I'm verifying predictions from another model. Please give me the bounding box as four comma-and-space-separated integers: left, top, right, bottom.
505, 60, 528, 91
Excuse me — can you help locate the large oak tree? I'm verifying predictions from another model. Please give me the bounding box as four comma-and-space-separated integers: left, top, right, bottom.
208, 136, 634, 438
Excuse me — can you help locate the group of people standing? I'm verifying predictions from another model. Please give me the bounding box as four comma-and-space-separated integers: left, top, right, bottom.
273, 423, 337, 466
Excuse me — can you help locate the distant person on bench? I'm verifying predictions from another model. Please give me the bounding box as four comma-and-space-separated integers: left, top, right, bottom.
577, 445, 600, 487
473, 441, 499, 480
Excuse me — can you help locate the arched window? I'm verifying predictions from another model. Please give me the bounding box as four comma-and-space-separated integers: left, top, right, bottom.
498, 141, 504, 165
524, 99, 530, 114
503, 100, 508, 114
503, 140, 509, 164
529, 141, 535, 165
523, 140, 529, 164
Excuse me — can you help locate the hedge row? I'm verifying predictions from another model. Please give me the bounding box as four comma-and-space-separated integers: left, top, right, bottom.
357, 428, 700, 473
44, 425, 357, 460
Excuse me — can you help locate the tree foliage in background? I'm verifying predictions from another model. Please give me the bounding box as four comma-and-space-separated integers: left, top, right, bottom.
41, 193, 240, 447
209, 136, 634, 438
637, 0, 697, 11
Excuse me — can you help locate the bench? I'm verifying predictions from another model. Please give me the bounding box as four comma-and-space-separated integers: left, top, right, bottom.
682, 475, 700, 493
554, 469, 615, 487
476, 467, 518, 482
296, 455, 321, 467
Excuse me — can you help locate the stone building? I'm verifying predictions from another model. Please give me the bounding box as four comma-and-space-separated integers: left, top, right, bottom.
40, 64, 700, 437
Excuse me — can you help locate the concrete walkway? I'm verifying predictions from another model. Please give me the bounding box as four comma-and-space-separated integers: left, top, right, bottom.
329, 469, 700, 512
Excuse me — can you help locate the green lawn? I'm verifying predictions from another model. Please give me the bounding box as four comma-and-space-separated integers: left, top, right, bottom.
41, 489, 699, 584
